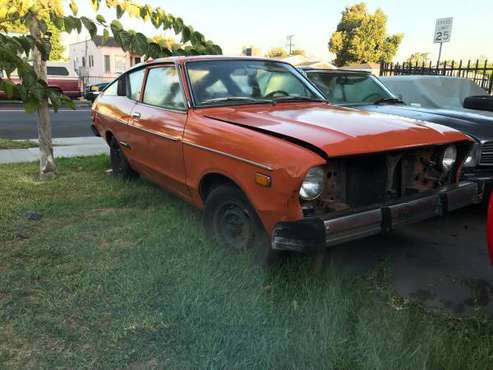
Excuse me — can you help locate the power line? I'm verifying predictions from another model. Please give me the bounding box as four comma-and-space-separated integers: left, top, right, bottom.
286, 35, 295, 55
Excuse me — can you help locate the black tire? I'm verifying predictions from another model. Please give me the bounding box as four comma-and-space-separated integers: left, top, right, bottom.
109, 137, 138, 179
204, 184, 281, 265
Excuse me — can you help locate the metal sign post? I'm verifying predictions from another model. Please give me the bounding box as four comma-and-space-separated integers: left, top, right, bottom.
434, 17, 453, 66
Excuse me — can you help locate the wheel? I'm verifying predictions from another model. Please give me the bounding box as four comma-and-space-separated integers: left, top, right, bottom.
203, 184, 281, 265
109, 136, 138, 179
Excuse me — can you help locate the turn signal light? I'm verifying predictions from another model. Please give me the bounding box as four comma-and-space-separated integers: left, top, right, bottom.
255, 173, 271, 187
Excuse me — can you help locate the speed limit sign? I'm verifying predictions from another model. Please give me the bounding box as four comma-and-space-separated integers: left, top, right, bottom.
434, 17, 453, 44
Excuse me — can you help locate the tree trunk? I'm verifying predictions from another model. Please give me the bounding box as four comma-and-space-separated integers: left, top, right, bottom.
29, 21, 56, 180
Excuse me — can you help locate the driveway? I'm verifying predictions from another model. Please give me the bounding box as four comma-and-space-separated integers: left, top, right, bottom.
328, 203, 493, 315
0, 105, 92, 139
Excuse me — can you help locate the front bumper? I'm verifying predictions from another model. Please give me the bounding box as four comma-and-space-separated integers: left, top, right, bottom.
272, 181, 481, 253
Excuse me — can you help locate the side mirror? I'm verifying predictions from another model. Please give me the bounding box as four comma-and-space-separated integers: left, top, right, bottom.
463, 95, 493, 112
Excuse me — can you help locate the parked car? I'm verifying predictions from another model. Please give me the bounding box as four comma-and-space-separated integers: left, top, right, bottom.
488, 193, 493, 265
0, 61, 81, 99
84, 82, 108, 102
303, 68, 493, 188
91, 56, 478, 260
379, 75, 493, 114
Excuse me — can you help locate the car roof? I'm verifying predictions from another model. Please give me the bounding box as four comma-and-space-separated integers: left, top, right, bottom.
302, 68, 371, 75
125, 55, 292, 74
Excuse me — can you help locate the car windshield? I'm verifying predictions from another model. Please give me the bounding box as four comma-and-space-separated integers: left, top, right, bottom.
186, 60, 324, 107
306, 72, 396, 105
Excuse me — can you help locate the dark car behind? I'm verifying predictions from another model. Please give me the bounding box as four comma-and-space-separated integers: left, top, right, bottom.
84, 82, 108, 102
303, 68, 493, 190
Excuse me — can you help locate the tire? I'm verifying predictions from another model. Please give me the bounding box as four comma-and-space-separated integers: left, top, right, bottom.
109, 137, 138, 179
203, 184, 281, 265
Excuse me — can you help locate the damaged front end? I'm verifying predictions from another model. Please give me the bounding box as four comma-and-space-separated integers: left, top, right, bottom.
272, 142, 481, 252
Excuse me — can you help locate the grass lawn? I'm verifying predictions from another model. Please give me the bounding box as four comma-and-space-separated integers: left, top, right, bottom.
0, 156, 492, 369
0, 138, 37, 150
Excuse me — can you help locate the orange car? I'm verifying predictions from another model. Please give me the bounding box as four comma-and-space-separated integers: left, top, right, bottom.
91, 56, 480, 259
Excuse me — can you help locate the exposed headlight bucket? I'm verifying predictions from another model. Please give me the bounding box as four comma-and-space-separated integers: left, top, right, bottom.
441, 145, 457, 172
464, 143, 481, 168
299, 166, 325, 200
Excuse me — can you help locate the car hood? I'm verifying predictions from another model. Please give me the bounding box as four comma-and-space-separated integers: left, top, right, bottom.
201, 103, 469, 158
356, 104, 493, 143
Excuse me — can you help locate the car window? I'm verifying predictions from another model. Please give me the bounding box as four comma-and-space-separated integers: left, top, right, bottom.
47, 66, 69, 76
307, 72, 393, 104
103, 79, 118, 96
142, 66, 186, 110
128, 68, 145, 101
187, 60, 322, 106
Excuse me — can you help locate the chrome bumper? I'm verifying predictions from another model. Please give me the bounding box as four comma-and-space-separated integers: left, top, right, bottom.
272, 181, 480, 252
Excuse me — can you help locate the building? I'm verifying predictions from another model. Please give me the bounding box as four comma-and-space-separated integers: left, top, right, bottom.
241, 46, 263, 57
69, 36, 142, 85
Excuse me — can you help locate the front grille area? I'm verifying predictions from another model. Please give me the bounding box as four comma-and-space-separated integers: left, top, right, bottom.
302, 142, 472, 217
480, 141, 493, 166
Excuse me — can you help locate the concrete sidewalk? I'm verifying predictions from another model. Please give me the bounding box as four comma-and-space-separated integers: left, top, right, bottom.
0, 137, 108, 164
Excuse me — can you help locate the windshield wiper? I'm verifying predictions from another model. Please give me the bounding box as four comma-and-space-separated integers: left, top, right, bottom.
201, 97, 272, 105
271, 96, 325, 103
372, 97, 404, 105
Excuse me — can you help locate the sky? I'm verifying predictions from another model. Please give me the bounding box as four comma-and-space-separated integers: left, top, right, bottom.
66, 0, 493, 63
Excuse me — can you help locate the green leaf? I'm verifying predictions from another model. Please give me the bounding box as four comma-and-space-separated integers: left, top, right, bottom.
91, 0, 100, 12
181, 26, 191, 43
81, 17, 97, 39
102, 29, 110, 45
69, 0, 78, 15
150, 11, 161, 28
23, 98, 39, 114
0, 79, 18, 98
173, 17, 184, 34
96, 14, 106, 24
111, 20, 123, 32
38, 20, 48, 34
116, 4, 124, 19
147, 42, 161, 59
134, 33, 148, 55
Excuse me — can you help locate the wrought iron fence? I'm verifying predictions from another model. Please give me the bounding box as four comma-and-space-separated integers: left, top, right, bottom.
380, 60, 493, 94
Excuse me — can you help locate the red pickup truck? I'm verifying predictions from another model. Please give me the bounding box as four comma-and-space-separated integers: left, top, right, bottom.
0, 62, 81, 99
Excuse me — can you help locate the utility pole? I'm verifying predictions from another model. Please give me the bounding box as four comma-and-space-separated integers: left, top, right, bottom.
286, 35, 295, 55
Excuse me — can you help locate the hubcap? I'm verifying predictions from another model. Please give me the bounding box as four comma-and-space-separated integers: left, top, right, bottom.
217, 204, 252, 249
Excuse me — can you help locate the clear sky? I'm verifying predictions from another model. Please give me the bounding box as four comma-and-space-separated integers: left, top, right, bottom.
67, 0, 493, 63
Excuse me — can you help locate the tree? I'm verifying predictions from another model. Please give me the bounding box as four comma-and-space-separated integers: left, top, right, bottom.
0, 0, 221, 179
328, 3, 403, 67
290, 48, 305, 56
151, 34, 182, 52
265, 47, 287, 59
2, 8, 65, 60
406, 52, 430, 65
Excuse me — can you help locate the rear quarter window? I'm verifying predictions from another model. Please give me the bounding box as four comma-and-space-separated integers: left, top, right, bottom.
47, 66, 70, 76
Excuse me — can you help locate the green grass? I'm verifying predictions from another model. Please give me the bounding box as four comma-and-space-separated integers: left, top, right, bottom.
0, 156, 492, 369
0, 138, 37, 150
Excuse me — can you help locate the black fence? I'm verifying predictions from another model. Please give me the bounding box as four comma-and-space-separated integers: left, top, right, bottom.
380, 60, 493, 94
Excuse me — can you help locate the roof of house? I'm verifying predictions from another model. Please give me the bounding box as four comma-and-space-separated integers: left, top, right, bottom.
69, 36, 120, 48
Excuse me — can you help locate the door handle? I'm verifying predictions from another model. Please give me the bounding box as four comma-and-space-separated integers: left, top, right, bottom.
132, 112, 141, 119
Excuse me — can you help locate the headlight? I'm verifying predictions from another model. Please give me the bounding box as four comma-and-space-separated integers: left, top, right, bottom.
299, 166, 325, 200
441, 145, 457, 172
464, 143, 481, 168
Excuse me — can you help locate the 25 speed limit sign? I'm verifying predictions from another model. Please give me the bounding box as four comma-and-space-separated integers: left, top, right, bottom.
434, 17, 453, 43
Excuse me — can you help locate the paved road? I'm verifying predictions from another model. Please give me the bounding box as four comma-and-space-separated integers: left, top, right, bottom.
325, 203, 493, 315
0, 106, 93, 139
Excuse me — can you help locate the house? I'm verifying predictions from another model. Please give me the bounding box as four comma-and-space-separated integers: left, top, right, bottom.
340, 63, 381, 75
241, 46, 263, 57
69, 36, 142, 85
